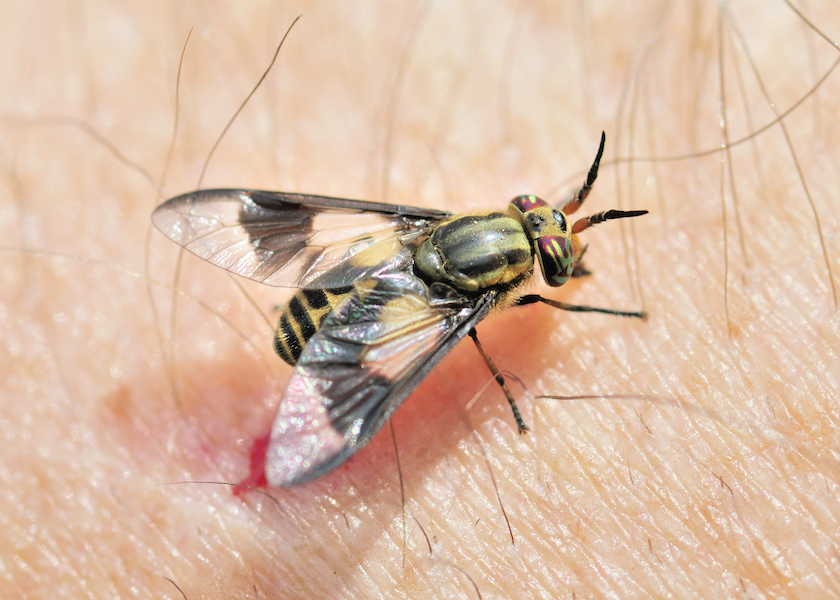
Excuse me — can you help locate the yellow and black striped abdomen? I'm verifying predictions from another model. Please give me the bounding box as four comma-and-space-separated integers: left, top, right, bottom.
274, 286, 354, 365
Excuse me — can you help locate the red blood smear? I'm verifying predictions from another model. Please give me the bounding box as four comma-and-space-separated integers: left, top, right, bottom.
234, 432, 270, 495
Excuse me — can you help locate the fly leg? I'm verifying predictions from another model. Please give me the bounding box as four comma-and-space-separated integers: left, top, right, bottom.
570, 244, 591, 278
515, 295, 646, 319
468, 329, 530, 434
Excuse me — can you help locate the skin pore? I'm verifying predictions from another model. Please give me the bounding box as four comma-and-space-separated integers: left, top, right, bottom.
2, 1, 840, 598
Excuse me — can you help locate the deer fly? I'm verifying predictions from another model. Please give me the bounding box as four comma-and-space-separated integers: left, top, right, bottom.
152, 132, 647, 487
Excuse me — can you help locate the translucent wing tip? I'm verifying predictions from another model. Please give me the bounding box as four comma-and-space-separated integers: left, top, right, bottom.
265, 377, 348, 487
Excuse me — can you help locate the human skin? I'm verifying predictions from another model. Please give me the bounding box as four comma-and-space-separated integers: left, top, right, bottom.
2, 1, 839, 598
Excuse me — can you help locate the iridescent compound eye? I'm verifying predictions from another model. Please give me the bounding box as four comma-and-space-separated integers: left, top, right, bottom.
510, 194, 548, 213
536, 236, 574, 286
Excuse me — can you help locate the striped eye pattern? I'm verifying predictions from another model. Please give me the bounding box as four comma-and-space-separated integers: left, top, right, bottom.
536, 236, 574, 286
510, 194, 548, 213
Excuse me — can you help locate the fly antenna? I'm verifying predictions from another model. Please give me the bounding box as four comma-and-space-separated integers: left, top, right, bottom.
561, 131, 606, 215
572, 209, 648, 234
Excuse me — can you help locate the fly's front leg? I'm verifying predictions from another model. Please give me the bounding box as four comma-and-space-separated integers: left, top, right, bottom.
515, 294, 647, 319
570, 244, 591, 278
468, 329, 530, 434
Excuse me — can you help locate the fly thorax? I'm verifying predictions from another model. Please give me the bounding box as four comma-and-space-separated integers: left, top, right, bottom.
414, 213, 532, 292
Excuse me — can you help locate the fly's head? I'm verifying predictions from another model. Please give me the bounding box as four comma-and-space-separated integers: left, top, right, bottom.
510, 193, 649, 287
509, 194, 577, 287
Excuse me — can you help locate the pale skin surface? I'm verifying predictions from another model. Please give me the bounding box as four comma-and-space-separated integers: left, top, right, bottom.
2, 1, 840, 598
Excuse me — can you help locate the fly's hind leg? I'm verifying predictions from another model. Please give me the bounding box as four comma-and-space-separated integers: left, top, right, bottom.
468, 329, 530, 434
515, 295, 647, 319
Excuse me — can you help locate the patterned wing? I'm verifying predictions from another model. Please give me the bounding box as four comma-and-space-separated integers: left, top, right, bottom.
265, 267, 496, 486
152, 189, 450, 289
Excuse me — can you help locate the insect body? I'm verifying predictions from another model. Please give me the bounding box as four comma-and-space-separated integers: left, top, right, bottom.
152, 133, 646, 486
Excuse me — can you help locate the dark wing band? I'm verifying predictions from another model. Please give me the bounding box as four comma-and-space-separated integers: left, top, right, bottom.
151, 189, 450, 289
264, 267, 496, 486
247, 190, 450, 220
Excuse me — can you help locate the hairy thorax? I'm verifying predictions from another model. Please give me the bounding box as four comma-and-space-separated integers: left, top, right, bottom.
413, 212, 533, 293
